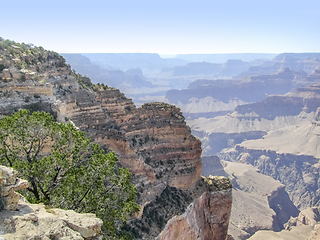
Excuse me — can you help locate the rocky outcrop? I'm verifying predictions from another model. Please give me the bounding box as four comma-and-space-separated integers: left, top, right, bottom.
0, 38, 232, 239
124, 176, 232, 239
157, 177, 232, 240
285, 207, 320, 230
58, 88, 203, 206
202, 159, 299, 240
0, 165, 103, 240
0, 165, 29, 211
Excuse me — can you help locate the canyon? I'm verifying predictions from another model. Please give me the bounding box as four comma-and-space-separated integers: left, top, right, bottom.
3, 37, 320, 239
183, 57, 320, 238
0, 39, 232, 239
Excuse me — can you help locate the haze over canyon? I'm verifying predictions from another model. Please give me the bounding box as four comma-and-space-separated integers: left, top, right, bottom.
1, 37, 320, 239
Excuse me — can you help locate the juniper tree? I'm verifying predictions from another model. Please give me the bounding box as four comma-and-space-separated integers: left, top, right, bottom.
0, 109, 139, 238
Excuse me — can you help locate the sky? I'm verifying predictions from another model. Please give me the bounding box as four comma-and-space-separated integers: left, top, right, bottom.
2, 0, 320, 54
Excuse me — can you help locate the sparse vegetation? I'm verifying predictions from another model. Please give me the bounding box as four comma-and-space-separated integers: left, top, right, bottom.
72, 70, 112, 92
0, 38, 70, 83
122, 186, 193, 238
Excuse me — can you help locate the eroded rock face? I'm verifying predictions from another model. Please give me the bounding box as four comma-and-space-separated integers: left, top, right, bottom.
55, 88, 202, 207
0, 46, 202, 207
220, 146, 320, 210
0, 165, 29, 211
0, 165, 103, 240
123, 176, 232, 239
202, 159, 299, 240
248, 207, 320, 240
0, 40, 231, 239
157, 177, 232, 240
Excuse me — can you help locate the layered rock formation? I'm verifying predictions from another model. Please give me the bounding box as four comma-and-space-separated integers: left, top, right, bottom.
0, 38, 232, 239
209, 85, 320, 210
56, 89, 203, 208
0, 165, 103, 240
248, 207, 320, 240
201, 158, 299, 240
166, 68, 314, 121
187, 83, 320, 156
157, 182, 232, 240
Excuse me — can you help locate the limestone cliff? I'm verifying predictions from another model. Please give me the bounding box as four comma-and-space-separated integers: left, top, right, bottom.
0, 39, 202, 200
157, 185, 232, 240
202, 157, 299, 240
0, 165, 103, 240
0, 38, 231, 239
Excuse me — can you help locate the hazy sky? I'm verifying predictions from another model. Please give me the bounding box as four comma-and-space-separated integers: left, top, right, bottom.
2, 0, 320, 54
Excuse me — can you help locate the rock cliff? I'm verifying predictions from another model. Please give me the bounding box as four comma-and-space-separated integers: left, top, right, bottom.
220, 146, 320, 210
157, 185, 232, 240
248, 206, 320, 240
0, 165, 103, 240
201, 158, 299, 240
0, 38, 232, 239
0, 165, 29, 211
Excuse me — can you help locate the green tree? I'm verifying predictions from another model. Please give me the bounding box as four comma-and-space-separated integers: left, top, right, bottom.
0, 109, 139, 238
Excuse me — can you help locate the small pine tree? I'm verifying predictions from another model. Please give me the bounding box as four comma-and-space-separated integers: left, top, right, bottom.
0, 109, 139, 237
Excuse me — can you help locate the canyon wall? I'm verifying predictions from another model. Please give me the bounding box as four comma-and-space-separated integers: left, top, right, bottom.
0, 39, 232, 239
220, 146, 320, 210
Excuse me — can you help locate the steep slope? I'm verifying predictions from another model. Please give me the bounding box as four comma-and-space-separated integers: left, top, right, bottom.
202, 158, 299, 240
0, 38, 232, 239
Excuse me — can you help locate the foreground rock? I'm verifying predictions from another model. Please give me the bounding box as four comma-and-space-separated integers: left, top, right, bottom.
0, 165, 103, 240
0, 165, 29, 211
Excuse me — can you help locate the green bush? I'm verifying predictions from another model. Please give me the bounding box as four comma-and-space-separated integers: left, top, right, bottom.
0, 110, 139, 238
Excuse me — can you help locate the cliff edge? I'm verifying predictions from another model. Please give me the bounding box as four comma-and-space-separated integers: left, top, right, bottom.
0, 38, 232, 239
0, 165, 103, 240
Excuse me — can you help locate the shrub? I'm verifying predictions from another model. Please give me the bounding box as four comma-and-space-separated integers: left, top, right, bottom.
0, 109, 139, 238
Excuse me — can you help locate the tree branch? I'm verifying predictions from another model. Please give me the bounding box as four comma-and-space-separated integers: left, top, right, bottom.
36, 179, 50, 202
46, 167, 62, 192
74, 186, 92, 211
